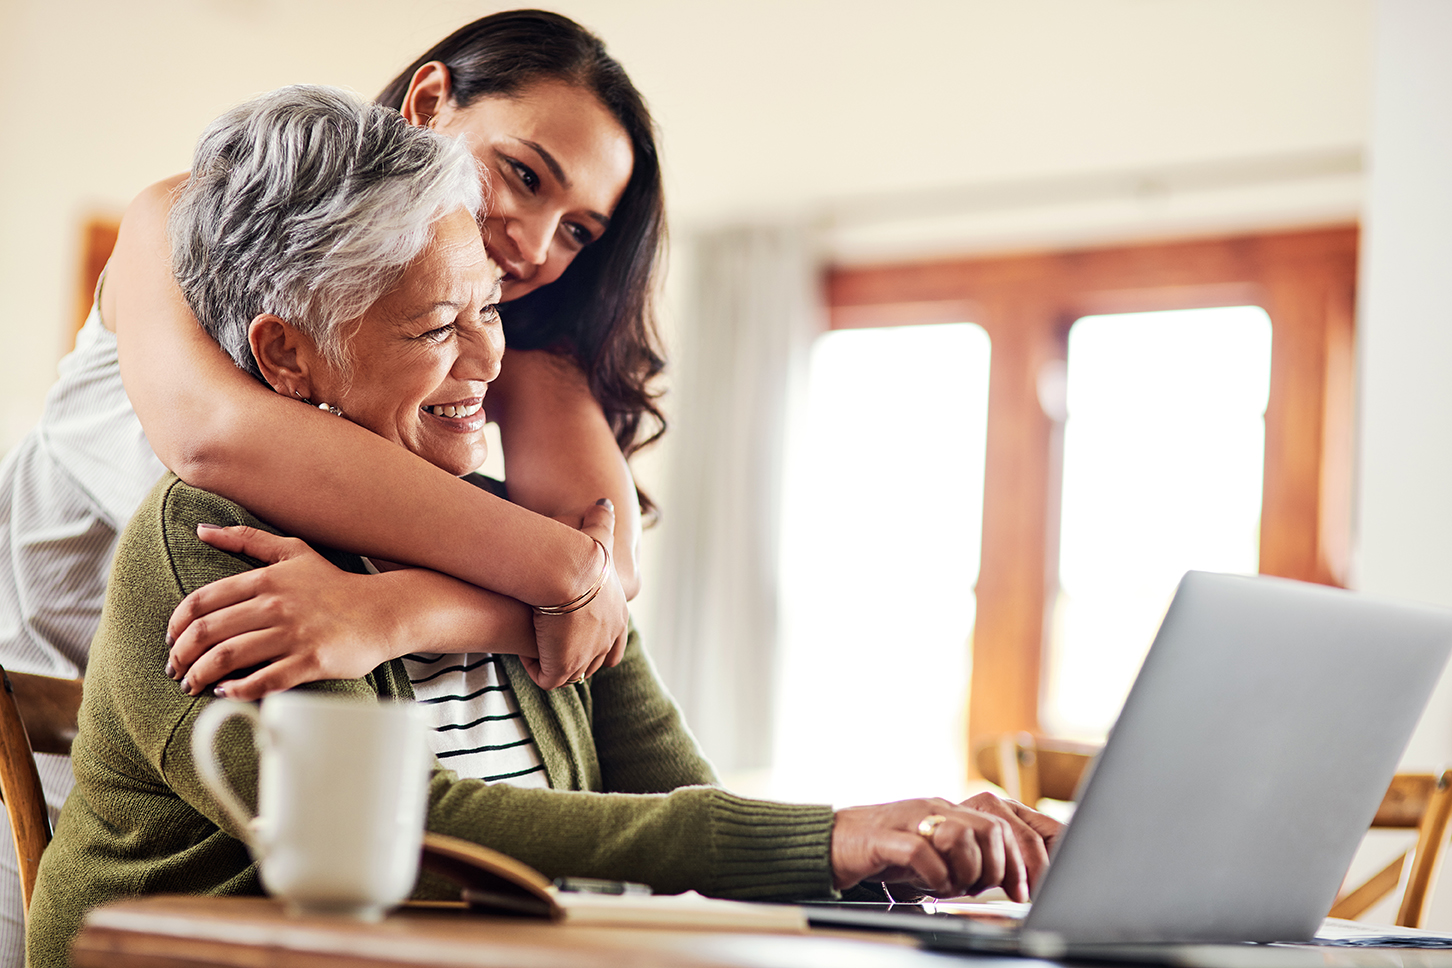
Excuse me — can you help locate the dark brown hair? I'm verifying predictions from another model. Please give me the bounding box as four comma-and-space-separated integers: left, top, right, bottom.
379, 10, 667, 513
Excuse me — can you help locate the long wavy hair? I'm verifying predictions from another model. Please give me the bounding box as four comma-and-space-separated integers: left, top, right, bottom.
379, 10, 666, 515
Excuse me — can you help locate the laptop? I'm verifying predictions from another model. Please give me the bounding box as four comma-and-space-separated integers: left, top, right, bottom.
805, 571, 1452, 958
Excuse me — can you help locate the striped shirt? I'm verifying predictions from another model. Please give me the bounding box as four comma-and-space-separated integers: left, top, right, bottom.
368, 474, 550, 790
401, 652, 549, 787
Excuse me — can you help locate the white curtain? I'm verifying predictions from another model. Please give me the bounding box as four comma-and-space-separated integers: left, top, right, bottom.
650, 224, 821, 777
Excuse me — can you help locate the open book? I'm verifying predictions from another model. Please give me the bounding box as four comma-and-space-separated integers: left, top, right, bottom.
420, 833, 806, 931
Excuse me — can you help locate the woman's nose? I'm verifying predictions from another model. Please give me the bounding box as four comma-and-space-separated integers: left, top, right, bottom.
460, 318, 505, 383
508, 215, 554, 271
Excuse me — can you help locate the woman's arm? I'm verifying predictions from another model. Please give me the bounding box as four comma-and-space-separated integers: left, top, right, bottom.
107, 177, 623, 689
165, 525, 539, 699
487, 350, 642, 599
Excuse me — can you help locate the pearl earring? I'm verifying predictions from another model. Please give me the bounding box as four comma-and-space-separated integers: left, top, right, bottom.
293, 389, 343, 418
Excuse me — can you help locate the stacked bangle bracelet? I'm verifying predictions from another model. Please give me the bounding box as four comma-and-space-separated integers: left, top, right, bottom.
533, 536, 612, 616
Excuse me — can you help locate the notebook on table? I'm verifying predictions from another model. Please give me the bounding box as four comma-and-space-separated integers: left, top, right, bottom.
804, 571, 1452, 962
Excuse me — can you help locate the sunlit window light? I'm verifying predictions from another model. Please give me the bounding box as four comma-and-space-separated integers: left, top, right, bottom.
1041, 306, 1273, 741
770, 323, 991, 806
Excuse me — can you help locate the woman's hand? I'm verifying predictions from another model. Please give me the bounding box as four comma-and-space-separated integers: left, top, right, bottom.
524, 499, 630, 689
830, 793, 1064, 901
167, 524, 542, 699
166, 525, 394, 697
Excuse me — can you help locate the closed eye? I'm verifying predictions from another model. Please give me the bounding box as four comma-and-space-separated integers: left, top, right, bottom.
418, 323, 456, 343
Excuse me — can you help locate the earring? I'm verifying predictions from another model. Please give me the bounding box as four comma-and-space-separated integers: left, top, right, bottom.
292, 389, 344, 418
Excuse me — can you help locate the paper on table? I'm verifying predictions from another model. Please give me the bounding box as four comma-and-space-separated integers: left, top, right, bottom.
1306, 918, 1452, 948
548, 891, 806, 931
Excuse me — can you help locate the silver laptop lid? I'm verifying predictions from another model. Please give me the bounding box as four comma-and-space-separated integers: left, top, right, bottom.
1025, 571, 1452, 944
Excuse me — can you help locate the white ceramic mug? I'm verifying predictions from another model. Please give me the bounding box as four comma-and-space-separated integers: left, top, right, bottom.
192, 692, 431, 920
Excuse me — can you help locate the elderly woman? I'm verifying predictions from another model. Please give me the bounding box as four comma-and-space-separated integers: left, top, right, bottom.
26, 86, 1060, 968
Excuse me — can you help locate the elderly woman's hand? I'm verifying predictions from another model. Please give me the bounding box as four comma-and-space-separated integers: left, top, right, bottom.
830, 793, 1064, 901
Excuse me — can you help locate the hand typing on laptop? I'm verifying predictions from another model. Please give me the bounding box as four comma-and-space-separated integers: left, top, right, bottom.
831, 793, 1062, 902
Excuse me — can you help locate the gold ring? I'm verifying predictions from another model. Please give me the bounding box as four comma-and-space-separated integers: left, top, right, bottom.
916, 814, 948, 839
568, 675, 586, 686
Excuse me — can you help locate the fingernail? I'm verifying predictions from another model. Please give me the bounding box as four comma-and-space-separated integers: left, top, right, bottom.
595, 498, 613, 510
197, 522, 224, 531
164, 661, 175, 680
213, 684, 228, 699
165, 632, 175, 647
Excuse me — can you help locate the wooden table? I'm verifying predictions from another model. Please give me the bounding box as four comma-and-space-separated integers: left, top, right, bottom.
78, 896, 1452, 968
70, 895, 1037, 968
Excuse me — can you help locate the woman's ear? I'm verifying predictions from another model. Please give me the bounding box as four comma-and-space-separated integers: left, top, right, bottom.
401, 61, 453, 128
248, 314, 317, 401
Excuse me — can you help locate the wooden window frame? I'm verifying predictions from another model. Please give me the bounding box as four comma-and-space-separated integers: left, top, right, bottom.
826, 226, 1358, 755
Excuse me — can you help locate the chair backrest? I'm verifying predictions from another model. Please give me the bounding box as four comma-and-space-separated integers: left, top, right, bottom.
975, 733, 1452, 929
0, 666, 83, 913
975, 731, 1098, 805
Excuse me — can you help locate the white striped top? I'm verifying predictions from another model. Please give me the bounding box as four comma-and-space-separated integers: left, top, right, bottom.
357, 554, 549, 789
401, 652, 549, 787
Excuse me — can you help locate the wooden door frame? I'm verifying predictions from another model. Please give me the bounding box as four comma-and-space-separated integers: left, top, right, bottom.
826, 225, 1358, 755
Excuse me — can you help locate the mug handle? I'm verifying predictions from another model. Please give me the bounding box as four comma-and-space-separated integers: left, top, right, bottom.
191, 699, 263, 852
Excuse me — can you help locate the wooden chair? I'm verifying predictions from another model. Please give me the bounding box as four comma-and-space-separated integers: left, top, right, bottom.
0, 666, 84, 913
975, 733, 1452, 929
975, 732, 1099, 805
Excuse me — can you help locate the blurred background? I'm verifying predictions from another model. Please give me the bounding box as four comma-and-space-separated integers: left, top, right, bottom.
3, 0, 1451, 924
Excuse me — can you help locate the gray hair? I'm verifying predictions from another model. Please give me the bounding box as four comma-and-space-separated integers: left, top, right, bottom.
168, 84, 483, 382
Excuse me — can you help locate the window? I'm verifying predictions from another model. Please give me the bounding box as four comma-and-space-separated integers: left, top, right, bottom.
825, 226, 1357, 759
771, 323, 990, 805
1043, 306, 1273, 739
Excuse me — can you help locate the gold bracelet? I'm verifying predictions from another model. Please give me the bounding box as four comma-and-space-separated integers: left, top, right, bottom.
533, 537, 611, 616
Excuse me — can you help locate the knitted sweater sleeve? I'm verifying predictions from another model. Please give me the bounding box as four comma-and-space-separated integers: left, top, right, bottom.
588, 625, 720, 793
423, 774, 834, 900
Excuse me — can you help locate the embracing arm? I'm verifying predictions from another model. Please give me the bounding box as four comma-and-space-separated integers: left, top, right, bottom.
107, 178, 624, 687
164, 524, 538, 697
166, 496, 621, 699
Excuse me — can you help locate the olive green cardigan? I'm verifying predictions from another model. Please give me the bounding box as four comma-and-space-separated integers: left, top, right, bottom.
26, 475, 835, 968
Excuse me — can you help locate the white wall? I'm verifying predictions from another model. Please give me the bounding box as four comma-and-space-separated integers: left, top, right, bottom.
1357, 0, 1452, 772
1334, 3, 1452, 927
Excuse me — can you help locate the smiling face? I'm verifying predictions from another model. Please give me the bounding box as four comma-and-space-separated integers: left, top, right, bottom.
431, 79, 634, 302
304, 208, 504, 476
